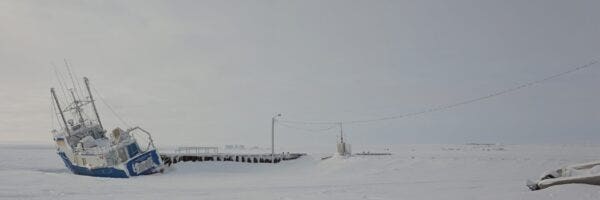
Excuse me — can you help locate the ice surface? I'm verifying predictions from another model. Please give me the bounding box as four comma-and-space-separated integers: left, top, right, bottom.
1, 144, 600, 200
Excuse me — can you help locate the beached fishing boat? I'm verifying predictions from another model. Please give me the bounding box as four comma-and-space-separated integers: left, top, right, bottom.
50, 77, 163, 178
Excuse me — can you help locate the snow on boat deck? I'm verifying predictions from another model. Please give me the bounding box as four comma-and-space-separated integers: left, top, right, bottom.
2, 144, 600, 200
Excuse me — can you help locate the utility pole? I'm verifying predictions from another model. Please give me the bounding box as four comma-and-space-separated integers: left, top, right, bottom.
339, 122, 343, 143
271, 113, 281, 163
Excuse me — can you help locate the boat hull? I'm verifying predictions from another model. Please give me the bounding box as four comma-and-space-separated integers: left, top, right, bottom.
58, 149, 162, 178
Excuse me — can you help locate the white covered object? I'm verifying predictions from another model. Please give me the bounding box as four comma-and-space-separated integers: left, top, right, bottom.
80, 136, 98, 149
530, 160, 600, 190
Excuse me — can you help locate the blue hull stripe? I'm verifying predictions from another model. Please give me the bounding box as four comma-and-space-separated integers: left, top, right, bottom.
58, 150, 161, 178
126, 150, 162, 176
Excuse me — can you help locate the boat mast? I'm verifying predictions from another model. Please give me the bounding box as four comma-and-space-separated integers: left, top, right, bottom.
84, 77, 103, 129
69, 89, 85, 125
51, 88, 70, 136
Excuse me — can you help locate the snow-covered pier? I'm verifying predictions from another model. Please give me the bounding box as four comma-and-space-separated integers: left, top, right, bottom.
160, 153, 305, 166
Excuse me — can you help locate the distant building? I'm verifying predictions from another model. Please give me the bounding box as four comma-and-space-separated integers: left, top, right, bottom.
224, 144, 246, 150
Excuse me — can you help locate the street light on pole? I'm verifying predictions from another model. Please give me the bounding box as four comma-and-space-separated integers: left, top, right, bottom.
272, 113, 282, 162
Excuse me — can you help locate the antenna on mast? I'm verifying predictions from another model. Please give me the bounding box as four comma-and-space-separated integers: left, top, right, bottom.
64, 59, 83, 100
52, 63, 69, 105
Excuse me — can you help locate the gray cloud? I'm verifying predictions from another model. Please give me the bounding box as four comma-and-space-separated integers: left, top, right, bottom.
1, 0, 599, 147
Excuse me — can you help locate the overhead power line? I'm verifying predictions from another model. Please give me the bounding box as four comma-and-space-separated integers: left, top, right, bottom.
278, 121, 338, 132
280, 60, 599, 125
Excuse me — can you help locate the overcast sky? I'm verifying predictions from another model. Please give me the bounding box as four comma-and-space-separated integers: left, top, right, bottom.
1, 0, 599, 148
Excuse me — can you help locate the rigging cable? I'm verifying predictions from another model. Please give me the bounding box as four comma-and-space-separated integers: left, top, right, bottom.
65, 59, 87, 100
50, 95, 56, 130
277, 121, 338, 132
64, 59, 84, 102
280, 60, 599, 125
52, 63, 70, 107
50, 94, 64, 130
91, 85, 132, 128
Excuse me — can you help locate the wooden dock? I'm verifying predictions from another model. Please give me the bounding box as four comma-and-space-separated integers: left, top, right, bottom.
355, 152, 392, 156
160, 153, 306, 166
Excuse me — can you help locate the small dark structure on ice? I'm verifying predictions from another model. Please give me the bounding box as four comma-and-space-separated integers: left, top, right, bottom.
160, 152, 305, 166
